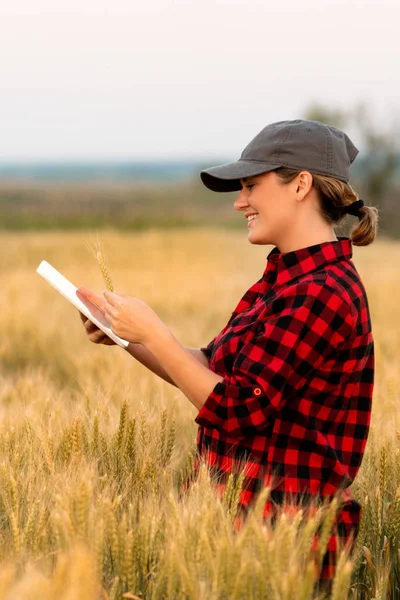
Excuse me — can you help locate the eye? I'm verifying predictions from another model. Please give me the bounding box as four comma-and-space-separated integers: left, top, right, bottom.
245, 184, 255, 190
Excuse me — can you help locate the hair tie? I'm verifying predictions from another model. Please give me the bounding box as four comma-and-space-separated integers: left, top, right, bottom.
345, 199, 364, 216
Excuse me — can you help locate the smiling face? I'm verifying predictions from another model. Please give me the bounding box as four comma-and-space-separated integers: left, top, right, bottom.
235, 170, 300, 246
235, 169, 317, 247
233, 168, 341, 252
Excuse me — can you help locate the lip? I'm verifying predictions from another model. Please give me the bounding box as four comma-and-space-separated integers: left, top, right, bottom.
247, 215, 258, 227
245, 212, 258, 218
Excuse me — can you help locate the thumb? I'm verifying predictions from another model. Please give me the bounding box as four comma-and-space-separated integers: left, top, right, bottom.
77, 286, 106, 311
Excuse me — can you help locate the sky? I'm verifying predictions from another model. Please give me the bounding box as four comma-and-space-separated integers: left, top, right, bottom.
1, 0, 399, 160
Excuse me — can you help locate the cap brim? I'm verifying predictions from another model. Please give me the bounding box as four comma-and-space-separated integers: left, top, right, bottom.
200, 160, 278, 192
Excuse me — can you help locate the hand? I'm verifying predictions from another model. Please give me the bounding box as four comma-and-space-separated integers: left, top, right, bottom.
102, 290, 164, 345
76, 286, 116, 346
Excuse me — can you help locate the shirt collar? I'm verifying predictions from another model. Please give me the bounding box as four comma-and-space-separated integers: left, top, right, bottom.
263, 236, 353, 287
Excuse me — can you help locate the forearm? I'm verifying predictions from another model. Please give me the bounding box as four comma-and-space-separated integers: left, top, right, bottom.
125, 341, 210, 388
145, 326, 223, 411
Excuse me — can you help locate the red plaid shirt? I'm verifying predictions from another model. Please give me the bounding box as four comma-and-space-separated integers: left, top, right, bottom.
189, 237, 374, 539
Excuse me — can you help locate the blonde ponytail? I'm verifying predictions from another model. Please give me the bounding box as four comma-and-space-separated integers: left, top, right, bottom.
274, 167, 380, 246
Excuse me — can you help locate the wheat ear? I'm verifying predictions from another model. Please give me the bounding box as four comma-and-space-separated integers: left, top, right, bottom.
86, 236, 114, 292
96, 251, 114, 292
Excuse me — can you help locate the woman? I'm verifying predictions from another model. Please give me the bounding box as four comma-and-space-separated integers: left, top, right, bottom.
78, 119, 377, 591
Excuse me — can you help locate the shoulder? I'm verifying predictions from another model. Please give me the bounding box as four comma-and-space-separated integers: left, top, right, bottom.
273, 271, 354, 310
265, 271, 357, 338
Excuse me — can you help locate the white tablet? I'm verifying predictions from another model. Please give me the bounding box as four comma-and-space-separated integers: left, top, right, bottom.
36, 260, 129, 348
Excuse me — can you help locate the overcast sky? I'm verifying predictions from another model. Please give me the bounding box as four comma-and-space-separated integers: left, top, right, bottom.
1, 0, 399, 160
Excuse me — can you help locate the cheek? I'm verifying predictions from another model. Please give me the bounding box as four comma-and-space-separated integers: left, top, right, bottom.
271, 191, 292, 218
259, 193, 280, 220
259, 195, 292, 232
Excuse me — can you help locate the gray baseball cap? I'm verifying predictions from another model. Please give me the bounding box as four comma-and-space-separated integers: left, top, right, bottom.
200, 119, 359, 192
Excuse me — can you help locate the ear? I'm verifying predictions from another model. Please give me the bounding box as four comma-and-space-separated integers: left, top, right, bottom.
296, 171, 313, 200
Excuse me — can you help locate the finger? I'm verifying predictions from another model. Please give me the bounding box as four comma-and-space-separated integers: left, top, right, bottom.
103, 301, 117, 318
103, 290, 121, 307
89, 329, 109, 344
77, 287, 106, 312
79, 310, 98, 327
84, 319, 100, 334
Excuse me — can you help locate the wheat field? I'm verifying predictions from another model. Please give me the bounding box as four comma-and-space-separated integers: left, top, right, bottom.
0, 228, 399, 599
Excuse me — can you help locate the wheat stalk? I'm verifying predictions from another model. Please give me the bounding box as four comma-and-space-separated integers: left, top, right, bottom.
331, 555, 353, 600
86, 235, 114, 292
124, 418, 137, 469
92, 412, 99, 456
97, 251, 114, 292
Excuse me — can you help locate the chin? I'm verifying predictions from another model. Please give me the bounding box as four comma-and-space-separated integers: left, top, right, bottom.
248, 228, 271, 246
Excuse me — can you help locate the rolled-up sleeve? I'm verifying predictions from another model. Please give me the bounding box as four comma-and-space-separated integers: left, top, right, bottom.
200, 337, 216, 360
194, 281, 355, 438
200, 320, 231, 359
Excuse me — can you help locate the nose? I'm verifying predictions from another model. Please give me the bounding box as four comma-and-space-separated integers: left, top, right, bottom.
233, 189, 250, 212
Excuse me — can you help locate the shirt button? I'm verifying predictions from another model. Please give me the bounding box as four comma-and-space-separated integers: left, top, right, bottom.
254, 387, 262, 396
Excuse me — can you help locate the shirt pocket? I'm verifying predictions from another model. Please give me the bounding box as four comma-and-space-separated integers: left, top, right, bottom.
230, 301, 269, 341
212, 307, 266, 371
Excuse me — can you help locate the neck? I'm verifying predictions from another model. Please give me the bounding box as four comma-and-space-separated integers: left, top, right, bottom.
275, 216, 338, 255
